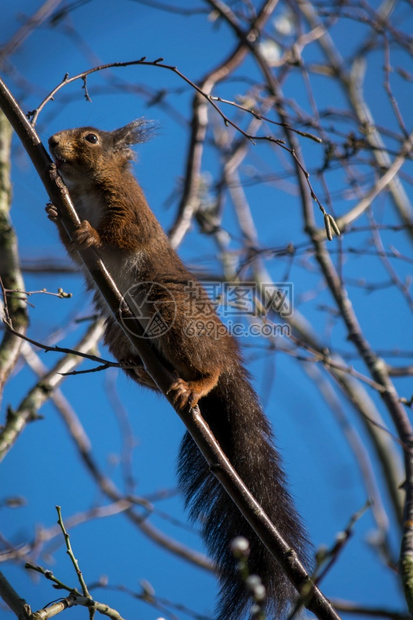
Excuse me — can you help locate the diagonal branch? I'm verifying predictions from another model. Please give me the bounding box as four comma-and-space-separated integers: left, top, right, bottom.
206, 0, 410, 608
169, 0, 280, 246
0, 571, 31, 619
0, 319, 105, 463
296, 0, 413, 240
0, 75, 341, 620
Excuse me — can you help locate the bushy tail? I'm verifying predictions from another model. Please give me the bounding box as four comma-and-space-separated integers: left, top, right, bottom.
178, 366, 310, 620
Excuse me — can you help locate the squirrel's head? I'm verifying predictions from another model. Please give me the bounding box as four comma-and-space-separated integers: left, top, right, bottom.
48, 119, 155, 190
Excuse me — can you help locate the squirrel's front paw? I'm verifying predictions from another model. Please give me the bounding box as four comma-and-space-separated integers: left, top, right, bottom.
72, 220, 101, 249
45, 202, 59, 221
167, 378, 199, 410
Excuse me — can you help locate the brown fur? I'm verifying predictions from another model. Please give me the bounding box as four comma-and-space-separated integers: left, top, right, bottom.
48, 121, 310, 619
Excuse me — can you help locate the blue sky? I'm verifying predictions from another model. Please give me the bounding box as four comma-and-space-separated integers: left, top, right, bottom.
1, 1, 412, 619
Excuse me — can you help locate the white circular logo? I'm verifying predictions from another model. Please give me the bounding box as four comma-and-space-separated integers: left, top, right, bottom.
119, 281, 176, 339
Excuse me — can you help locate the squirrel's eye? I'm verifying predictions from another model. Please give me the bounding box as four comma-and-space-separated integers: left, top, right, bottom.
85, 133, 98, 144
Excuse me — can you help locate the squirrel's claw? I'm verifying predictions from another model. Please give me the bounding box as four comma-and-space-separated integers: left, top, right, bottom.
168, 378, 199, 410
45, 202, 59, 221
72, 220, 101, 249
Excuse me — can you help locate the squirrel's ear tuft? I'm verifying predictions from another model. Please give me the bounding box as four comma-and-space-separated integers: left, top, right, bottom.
112, 119, 157, 159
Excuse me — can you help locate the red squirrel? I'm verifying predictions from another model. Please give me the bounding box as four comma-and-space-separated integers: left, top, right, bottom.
47, 120, 310, 619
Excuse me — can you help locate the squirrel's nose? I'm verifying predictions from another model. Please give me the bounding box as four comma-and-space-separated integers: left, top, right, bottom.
48, 135, 59, 148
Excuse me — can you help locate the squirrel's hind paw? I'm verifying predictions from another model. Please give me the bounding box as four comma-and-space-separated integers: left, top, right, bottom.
168, 370, 220, 411
168, 378, 199, 410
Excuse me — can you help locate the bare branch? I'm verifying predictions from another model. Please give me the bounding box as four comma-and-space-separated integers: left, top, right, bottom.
56, 506, 91, 599
0, 319, 105, 463
0, 112, 28, 401
0, 570, 31, 619
0, 76, 340, 620
0, 0, 64, 63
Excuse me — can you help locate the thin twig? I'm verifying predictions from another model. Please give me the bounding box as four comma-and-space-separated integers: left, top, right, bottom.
56, 506, 91, 599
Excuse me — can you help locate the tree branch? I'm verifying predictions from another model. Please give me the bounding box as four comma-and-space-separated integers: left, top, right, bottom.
0, 111, 29, 402
0, 75, 341, 620
0, 571, 31, 620
0, 319, 105, 463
